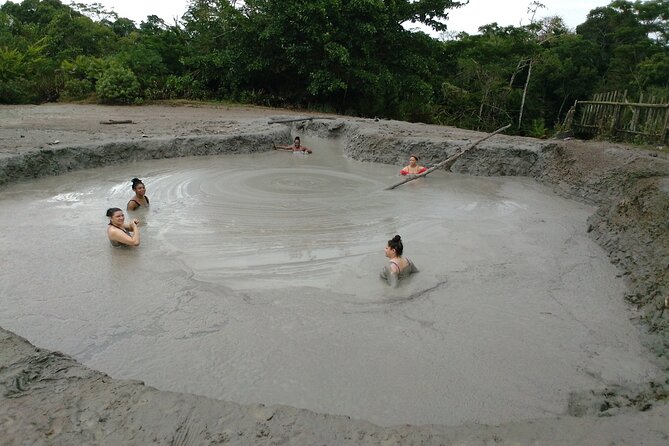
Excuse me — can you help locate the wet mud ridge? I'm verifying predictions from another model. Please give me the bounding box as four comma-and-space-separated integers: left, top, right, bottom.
1, 104, 668, 445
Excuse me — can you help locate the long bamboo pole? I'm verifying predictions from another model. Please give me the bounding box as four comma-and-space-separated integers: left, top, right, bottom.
385, 124, 511, 190
268, 116, 336, 124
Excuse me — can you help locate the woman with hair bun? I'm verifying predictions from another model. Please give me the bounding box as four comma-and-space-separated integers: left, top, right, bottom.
380, 235, 419, 287
127, 178, 150, 211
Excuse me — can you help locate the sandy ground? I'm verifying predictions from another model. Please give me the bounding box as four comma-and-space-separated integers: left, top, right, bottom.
1, 103, 668, 445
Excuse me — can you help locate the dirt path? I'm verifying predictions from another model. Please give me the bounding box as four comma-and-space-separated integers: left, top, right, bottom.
1, 103, 668, 445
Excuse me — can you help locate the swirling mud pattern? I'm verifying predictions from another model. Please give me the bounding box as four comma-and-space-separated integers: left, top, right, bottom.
0, 137, 661, 427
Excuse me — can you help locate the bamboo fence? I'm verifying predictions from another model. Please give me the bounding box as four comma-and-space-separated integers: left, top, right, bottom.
563, 91, 669, 144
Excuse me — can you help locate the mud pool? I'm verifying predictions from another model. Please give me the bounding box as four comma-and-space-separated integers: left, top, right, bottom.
0, 136, 661, 427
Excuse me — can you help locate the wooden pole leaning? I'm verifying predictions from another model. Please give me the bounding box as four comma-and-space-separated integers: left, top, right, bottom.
100, 120, 134, 125
384, 124, 511, 190
268, 116, 336, 124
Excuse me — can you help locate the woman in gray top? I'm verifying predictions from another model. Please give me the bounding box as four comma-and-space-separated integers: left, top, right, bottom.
380, 235, 418, 287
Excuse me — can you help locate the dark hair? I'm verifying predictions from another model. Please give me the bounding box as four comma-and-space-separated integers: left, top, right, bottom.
106, 207, 123, 218
294, 136, 301, 142
409, 154, 419, 161
131, 177, 144, 190
387, 235, 403, 256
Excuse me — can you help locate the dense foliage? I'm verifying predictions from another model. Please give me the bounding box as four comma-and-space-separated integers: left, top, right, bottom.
1, 0, 667, 136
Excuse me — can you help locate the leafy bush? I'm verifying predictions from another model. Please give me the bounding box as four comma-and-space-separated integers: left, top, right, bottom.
528, 118, 548, 139
0, 79, 33, 103
164, 74, 205, 99
61, 78, 94, 100
143, 74, 207, 101
236, 89, 287, 107
95, 65, 141, 104
60, 56, 106, 81
0, 43, 54, 103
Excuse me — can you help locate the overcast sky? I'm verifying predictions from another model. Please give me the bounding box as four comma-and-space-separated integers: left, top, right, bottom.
2, 0, 614, 33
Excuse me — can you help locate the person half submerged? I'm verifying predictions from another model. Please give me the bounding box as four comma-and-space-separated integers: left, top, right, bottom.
106, 207, 140, 247
127, 177, 150, 211
380, 235, 418, 287
400, 155, 427, 176
274, 136, 313, 154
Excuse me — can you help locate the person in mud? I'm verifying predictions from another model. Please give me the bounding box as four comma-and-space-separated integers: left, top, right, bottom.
127, 177, 150, 211
274, 136, 313, 153
400, 155, 427, 175
106, 208, 140, 247
380, 235, 419, 287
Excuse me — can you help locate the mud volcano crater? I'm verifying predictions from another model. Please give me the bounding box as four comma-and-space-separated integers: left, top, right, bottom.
1, 108, 668, 443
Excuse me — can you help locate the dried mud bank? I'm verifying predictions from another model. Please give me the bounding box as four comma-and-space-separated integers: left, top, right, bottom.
0, 130, 290, 187
1, 106, 669, 445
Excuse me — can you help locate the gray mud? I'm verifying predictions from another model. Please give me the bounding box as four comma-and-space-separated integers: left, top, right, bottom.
1, 104, 668, 445
0, 138, 660, 428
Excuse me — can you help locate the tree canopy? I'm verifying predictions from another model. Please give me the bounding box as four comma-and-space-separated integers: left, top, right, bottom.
0, 0, 667, 137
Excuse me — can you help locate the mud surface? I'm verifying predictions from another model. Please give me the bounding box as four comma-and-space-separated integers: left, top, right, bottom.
1, 103, 668, 445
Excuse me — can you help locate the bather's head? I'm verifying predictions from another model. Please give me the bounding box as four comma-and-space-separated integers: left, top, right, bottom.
131, 178, 146, 196
293, 136, 301, 148
106, 207, 124, 225
408, 155, 419, 167
385, 235, 403, 258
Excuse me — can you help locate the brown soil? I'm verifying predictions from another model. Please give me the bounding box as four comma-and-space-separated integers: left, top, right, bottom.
1, 103, 668, 445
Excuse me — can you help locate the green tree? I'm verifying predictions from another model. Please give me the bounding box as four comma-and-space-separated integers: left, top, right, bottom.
0, 0, 125, 100
531, 33, 600, 125
0, 39, 50, 103
638, 52, 669, 89
44, 9, 117, 59
139, 15, 187, 75
576, 0, 668, 96
182, 0, 463, 117
437, 24, 537, 131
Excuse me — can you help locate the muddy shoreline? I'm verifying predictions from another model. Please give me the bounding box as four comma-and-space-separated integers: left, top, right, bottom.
1, 104, 668, 445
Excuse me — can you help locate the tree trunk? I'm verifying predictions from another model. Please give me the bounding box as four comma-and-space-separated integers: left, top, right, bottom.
518, 59, 533, 129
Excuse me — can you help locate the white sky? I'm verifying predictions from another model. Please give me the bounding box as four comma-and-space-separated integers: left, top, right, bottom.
1, 0, 614, 33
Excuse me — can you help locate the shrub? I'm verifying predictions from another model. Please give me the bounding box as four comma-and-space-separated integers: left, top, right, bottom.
95, 65, 141, 104
165, 74, 205, 99
61, 78, 94, 100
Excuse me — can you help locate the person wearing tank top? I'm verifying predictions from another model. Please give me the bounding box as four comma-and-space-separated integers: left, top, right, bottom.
380, 235, 419, 287
127, 177, 150, 211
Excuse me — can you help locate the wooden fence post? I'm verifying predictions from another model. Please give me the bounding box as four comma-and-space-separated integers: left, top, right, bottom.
663, 105, 669, 144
